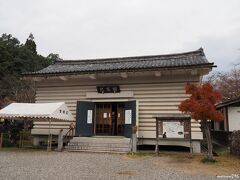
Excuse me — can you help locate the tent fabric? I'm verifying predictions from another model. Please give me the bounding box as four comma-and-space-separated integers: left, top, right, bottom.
0, 102, 74, 121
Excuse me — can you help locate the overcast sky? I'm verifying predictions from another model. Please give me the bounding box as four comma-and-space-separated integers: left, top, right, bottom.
0, 0, 240, 71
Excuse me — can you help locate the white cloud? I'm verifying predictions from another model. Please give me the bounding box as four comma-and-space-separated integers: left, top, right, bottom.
182, 28, 240, 70
0, 0, 239, 71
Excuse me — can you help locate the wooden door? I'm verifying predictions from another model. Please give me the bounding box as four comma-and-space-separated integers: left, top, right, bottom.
75, 101, 95, 137
96, 103, 112, 135
117, 103, 125, 135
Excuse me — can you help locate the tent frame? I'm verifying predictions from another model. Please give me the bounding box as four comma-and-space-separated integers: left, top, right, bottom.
0, 117, 71, 151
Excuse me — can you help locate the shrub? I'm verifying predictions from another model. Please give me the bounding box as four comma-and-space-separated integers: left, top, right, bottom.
230, 130, 240, 156
201, 157, 217, 163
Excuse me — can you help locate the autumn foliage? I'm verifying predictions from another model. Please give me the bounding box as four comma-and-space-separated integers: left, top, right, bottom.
179, 83, 224, 159
179, 83, 224, 122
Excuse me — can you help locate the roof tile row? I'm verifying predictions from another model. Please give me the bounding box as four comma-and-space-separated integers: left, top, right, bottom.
24, 48, 214, 76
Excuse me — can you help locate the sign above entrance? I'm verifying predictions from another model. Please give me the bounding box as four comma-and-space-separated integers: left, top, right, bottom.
96, 85, 120, 94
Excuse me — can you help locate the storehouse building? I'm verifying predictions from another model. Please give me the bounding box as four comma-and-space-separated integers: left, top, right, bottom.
24, 48, 214, 153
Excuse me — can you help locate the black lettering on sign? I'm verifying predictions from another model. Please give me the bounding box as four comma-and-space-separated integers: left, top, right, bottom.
96, 85, 120, 93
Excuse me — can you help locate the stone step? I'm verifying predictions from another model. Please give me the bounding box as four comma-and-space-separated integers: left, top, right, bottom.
66, 142, 131, 148
68, 141, 130, 145
69, 141, 131, 145
67, 144, 130, 148
71, 137, 130, 143
66, 143, 131, 149
65, 146, 130, 152
65, 136, 131, 153
66, 149, 128, 154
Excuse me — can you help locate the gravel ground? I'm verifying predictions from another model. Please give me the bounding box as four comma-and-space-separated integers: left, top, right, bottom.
0, 151, 225, 180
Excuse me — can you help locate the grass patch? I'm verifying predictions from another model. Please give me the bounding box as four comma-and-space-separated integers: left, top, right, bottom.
117, 170, 137, 176
127, 152, 155, 156
151, 152, 240, 175
0, 147, 46, 152
125, 151, 195, 160
216, 148, 230, 156
125, 152, 156, 159
201, 157, 217, 164
0, 147, 20, 151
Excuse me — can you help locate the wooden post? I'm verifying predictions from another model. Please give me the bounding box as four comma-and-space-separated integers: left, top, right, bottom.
49, 134, 52, 151
19, 133, 22, 148
47, 135, 50, 151
155, 119, 159, 154
0, 133, 3, 149
47, 124, 50, 151
155, 138, 159, 155
131, 126, 137, 153
47, 119, 52, 152
49, 119, 52, 151
132, 134, 137, 153
189, 119, 193, 153
57, 129, 63, 151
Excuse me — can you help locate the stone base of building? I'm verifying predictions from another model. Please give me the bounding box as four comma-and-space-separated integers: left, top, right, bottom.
138, 138, 201, 153
33, 135, 202, 153
33, 135, 58, 147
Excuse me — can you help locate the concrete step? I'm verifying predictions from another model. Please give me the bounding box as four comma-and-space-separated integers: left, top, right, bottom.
66, 149, 128, 154
65, 146, 130, 152
65, 146, 130, 153
70, 136, 130, 143
67, 142, 130, 148
65, 136, 131, 153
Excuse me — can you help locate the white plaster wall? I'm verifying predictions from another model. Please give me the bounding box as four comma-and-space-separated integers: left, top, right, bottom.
228, 107, 240, 131
34, 73, 203, 140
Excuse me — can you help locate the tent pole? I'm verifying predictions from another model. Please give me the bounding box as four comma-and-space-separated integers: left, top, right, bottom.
49, 119, 52, 151
0, 133, 3, 149
47, 119, 50, 151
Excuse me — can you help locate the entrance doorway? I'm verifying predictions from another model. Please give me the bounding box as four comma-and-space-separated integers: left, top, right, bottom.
75, 100, 136, 138
95, 102, 125, 136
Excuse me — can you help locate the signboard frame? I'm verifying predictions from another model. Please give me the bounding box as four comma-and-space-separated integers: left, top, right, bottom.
156, 119, 191, 140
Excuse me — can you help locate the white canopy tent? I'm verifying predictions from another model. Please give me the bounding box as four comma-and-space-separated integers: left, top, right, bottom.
0, 102, 74, 121
0, 102, 75, 151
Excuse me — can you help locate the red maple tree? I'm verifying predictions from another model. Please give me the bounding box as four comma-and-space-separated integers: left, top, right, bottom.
179, 83, 224, 160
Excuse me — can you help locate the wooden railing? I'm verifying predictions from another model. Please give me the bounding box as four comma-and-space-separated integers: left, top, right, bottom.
56, 124, 75, 151
63, 127, 74, 141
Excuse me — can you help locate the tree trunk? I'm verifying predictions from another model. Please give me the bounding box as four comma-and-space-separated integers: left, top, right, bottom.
202, 120, 213, 160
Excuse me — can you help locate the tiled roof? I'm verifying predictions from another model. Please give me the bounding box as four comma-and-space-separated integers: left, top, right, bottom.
24, 48, 214, 76
216, 97, 240, 109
